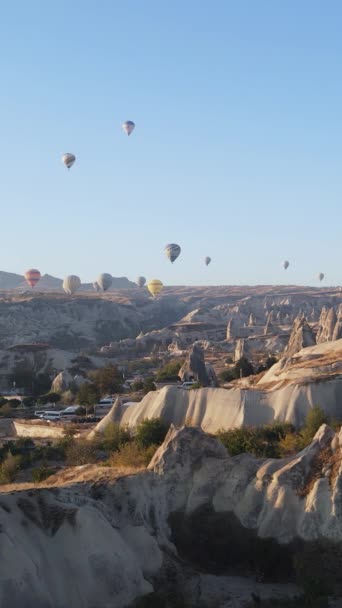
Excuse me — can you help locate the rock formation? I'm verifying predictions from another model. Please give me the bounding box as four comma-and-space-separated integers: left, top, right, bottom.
108, 340, 342, 433
178, 343, 217, 386
317, 306, 337, 343
2, 423, 342, 607
284, 314, 315, 357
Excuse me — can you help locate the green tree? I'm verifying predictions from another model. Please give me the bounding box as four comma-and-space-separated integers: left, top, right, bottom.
7, 399, 21, 408
22, 396, 36, 408
301, 406, 328, 445
143, 377, 157, 395
235, 357, 254, 378
37, 392, 61, 406
135, 418, 168, 449
76, 383, 99, 414
156, 359, 184, 381
132, 380, 144, 392
89, 364, 123, 396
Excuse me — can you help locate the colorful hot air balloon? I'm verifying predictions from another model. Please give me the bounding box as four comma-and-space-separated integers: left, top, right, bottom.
164, 243, 181, 263
147, 279, 163, 298
204, 256, 211, 266
122, 121, 135, 136
97, 273, 112, 291
63, 275, 81, 295
61, 153, 76, 169
24, 269, 41, 288
283, 260, 290, 270
318, 272, 325, 282
136, 276, 146, 288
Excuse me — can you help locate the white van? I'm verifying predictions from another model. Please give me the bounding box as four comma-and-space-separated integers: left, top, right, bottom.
40, 411, 62, 421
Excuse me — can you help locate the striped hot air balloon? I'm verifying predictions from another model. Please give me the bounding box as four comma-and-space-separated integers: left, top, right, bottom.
164, 243, 181, 263
24, 269, 41, 288
147, 279, 163, 298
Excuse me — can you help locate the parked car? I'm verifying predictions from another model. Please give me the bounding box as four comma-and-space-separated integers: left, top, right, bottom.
177, 381, 197, 390
40, 411, 62, 421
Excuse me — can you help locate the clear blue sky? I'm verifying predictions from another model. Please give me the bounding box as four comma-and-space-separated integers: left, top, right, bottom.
1, 1, 341, 286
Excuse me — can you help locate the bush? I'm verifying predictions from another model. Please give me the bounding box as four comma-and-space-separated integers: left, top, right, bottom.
99, 422, 131, 452
109, 442, 158, 469
300, 406, 328, 445
216, 423, 294, 458
0, 404, 15, 418
31, 464, 55, 483
156, 359, 184, 381
0, 397, 8, 407
143, 377, 157, 395
135, 418, 168, 449
189, 382, 202, 390
7, 398, 21, 408
219, 369, 236, 383
131, 380, 144, 392
0, 453, 22, 484
65, 439, 97, 466
22, 396, 36, 408
37, 392, 61, 406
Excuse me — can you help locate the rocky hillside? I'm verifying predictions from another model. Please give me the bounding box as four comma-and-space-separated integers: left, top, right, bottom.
1, 424, 342, 607
104, 339, 342, 432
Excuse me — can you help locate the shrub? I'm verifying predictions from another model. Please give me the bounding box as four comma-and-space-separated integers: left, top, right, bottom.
0, 397, 8, 407
100, 422, 131, 451
37, 392, 61, 406
0, 453, 22, 484
0, 404, 14, 418
65, 439, 97, 466
300, 406, 328, 445
279, 433, 304, 457
216, 423, 293, 459
142, 377, 157, 395
131, 380, 144, 392
22, 396, 36, 408
109, 442, 158, 469
219, 369, 236, 383
156, 359, 184, 381
31, 464, 55, 483
135, 418, 168, 449
189, 382, 202, 390
7, 399, 21, 408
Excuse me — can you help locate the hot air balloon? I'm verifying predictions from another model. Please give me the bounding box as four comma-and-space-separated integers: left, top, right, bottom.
61, 153, 76, 169
136, 276, 146, 288
283, 260, 290, 270
204, 256, 211, 266
97, 273, 112, 291
122, 121, 135, 136
318, 272, 325, 282
63, 275, 81, 295
164, 243, 181, 263
147, 279, 163, 298
24, 269, 41, 288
